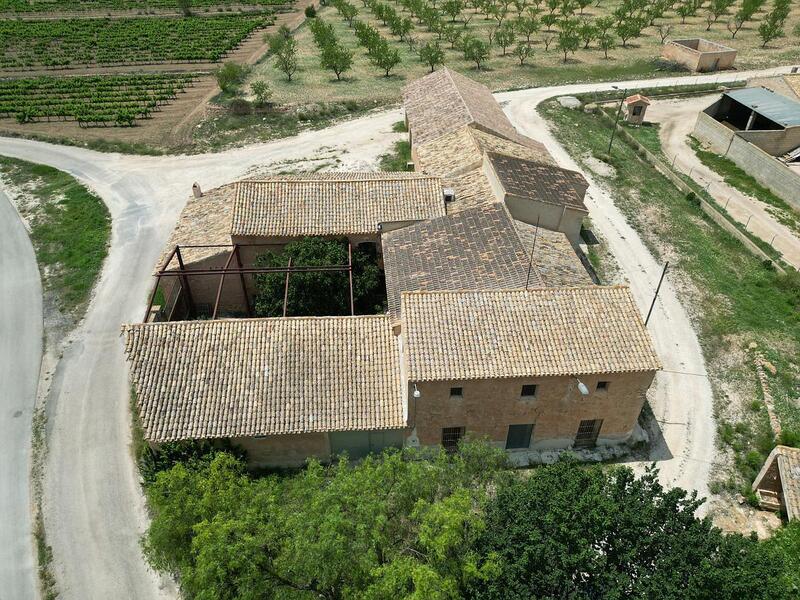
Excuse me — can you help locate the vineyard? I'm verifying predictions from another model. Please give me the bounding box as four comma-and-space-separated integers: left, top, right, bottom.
0, 14, 273, 69
0, 0, 284, 12
0, 73, 196, 126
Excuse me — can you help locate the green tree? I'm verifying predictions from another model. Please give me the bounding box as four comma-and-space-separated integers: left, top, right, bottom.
320, 43, 354, 79
495, 23, 516, 54
598, 30, 615, 57
556, 18, 580, 60
463, 36, 490, 69
577, 18, 597, 48
370, 39, 402, 75
513, 15, 541, 42
253, 237, 384, 316
512, 41, 533, 64
214, 62, 247, 93
758, 8, 785, 46
250, 79, 271, 106
419, 40, 446, 71
469, 461, 789, 600
269, 34, 298, 81
442, 0, 465, 21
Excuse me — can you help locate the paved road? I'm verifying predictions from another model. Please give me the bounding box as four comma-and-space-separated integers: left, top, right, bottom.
647, 94, 800, 270
0, 63, 794, 599
0, 184, 41, 600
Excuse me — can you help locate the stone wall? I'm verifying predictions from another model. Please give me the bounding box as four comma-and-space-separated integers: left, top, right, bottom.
409, 372, 655, 450
232, 433, 331, 467
694, 112, 800, 211
661, 39, 736, 72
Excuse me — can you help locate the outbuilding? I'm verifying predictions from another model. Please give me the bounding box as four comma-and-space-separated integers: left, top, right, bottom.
622, 94, 650, 125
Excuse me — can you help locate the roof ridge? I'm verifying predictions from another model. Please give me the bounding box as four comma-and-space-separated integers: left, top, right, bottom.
126, 314, 393, 329
443, 67, 476, 129
399, 285, 628, 297
241, 175, 440, 184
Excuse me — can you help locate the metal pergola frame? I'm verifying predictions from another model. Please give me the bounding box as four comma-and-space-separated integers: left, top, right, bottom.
144, 242, 355, 322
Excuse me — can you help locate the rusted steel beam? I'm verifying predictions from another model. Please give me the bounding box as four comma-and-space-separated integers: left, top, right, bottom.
175, 246, 196, 319
348, 242, 355, 316
155, 266, 350, 276
282, 257, 293, 317
233, 245, 252, 317
211, 247, 237, 320
142, 245, 180, 322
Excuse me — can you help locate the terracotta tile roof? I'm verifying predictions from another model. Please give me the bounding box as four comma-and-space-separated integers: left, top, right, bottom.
382, 204, 543, 314
156, 184, 235, 270
403, 67, 535, 147
487, 152, 589, 212
442, 168, 499, 214
514, 221, 594, 287
402, 287, 661, 381
123, 316, 405, 442
624, 94, 651, 105
232, 173, 445, 238
414, 126, 554, 180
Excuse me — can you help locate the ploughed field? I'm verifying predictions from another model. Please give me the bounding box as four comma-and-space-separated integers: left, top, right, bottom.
0, 14, 273, 69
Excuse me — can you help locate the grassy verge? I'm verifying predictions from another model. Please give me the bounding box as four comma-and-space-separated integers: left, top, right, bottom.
689, 138, 800, 236
539, 100, 800, 498
378, 139, 411, 172
188, 99, 380, 152
0, 157, 111, 321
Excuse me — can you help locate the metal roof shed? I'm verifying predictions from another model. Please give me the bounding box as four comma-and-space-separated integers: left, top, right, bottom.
724, 87, 800, 128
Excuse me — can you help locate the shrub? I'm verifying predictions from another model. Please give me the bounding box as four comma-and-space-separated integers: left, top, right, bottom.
305, 4, 317, 17
229, 98, 252, 115
214, 62, 247, 93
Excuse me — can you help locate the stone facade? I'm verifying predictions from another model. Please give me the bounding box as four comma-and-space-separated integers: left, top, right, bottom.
661, 39, 737, 72
408, 372, 655, 452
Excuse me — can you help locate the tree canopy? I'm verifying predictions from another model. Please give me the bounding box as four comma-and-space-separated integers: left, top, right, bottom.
142, 442, 794, 600
252, 237, 385, 317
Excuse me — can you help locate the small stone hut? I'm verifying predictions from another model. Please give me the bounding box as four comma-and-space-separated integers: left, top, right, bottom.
623, 94, 650, 125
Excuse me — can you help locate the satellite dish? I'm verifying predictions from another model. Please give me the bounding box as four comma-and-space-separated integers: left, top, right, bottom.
577, 381, 590, 396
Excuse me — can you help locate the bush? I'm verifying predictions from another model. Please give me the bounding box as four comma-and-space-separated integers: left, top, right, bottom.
305, 4, 316, 17
779, 429, 800, 448
214, 62, 247, 93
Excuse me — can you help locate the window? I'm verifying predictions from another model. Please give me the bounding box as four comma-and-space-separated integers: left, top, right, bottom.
521, 384, 537, 398
596, 381, 610, 392
632, 105, 643, 116
506, 424, 534, 449
450, 387, 463, 398
574, 419, 603, 448
441, 427, 465, 452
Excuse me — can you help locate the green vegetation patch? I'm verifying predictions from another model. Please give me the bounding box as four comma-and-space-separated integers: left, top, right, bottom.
539, 100, 800, 488
378, 138, 411, 171
690, 137, 800, 235
0, 0, 285, 12
0, 73, 196, 126
141, 442, 795, 599
0, 156, 111, 319
0, 14, 272, 69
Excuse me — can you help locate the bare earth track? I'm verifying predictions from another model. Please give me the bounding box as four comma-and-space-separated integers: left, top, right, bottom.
0, 64, 793, 599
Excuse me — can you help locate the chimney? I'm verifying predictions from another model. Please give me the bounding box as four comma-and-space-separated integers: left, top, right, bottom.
192, 182, 202, 198
443, 187, 455, 203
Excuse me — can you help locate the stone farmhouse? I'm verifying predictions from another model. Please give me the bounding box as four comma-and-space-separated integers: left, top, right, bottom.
124, 69, 661, 467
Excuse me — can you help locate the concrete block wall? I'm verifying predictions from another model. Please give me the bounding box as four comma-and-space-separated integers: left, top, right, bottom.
694, 113, 800, 211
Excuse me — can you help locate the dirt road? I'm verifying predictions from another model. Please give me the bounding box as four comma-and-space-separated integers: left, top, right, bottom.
647, 95, 800, 270
0, 64, 794, 599
0, 109, 402, 600
0, 184, 40, 600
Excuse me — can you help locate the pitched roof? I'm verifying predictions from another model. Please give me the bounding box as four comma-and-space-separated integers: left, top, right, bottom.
442, 168, 499, 214
487, 152, 589, 212
414, 125, 554, 179
402, 67, 533, 147
123, 316, 405, 442
753, 445, 800, 521
514, 221, 594, 287
157, 183, 235, 270
382, 204, 543, 314
232, 173, 445, 238
624, 94, 650, 105
725, 87, 800, 128
401, 287, 661, 381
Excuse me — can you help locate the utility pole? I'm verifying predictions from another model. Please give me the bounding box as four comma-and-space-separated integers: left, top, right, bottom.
645, 262, 669, 326
607, 86, 626, 154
